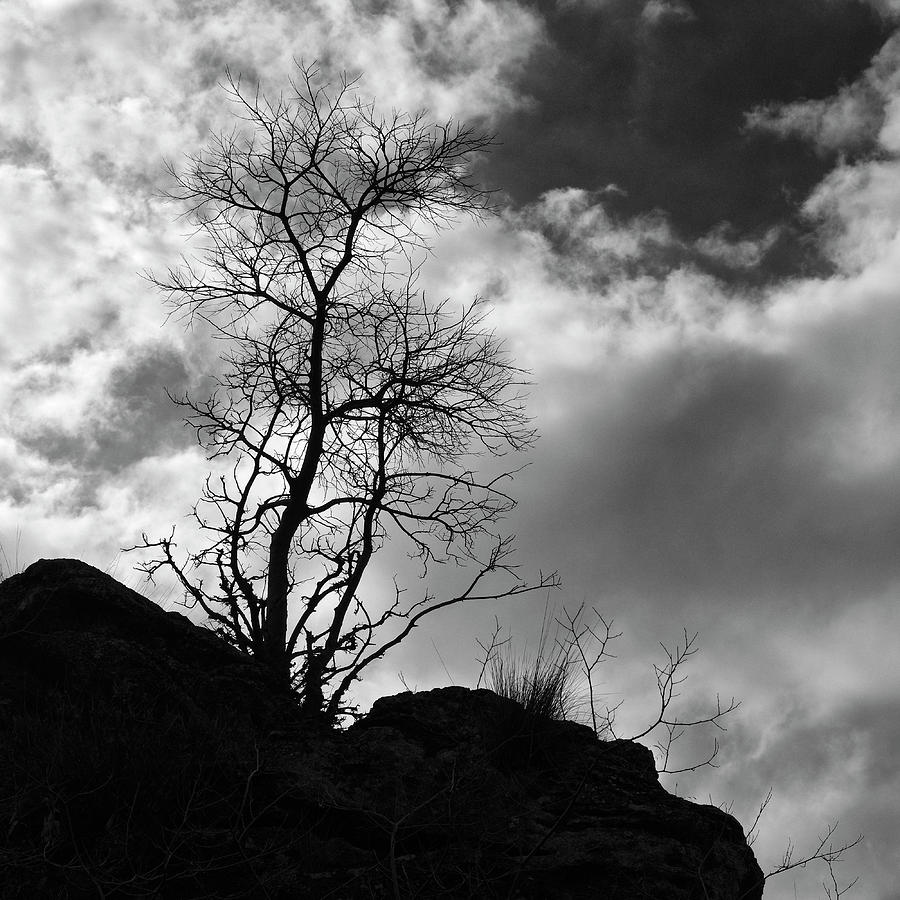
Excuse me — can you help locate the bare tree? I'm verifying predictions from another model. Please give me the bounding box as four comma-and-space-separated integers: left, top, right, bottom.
130, 64, 557, 721
477, 605, 738, 774
739, 790, 862, 900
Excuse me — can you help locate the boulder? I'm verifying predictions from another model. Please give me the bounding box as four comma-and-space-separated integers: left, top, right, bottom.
0, 557, 301, 732
0, 558, 764, 899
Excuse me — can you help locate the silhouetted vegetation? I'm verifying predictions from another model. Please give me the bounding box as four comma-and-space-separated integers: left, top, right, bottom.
129, 63, 557, 719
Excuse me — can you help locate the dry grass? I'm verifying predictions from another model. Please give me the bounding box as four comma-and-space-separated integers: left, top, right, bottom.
0, 530, 24, 584
483, 605, 582, 724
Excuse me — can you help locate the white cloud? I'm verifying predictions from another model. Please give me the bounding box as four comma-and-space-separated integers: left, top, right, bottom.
744, 32, 900, 156
804, 159, 900, 271
641, 0, 697, 27
0, 0, 543, 520
694, 224, 780, 269
421, 188, 781, 382
421, 215, 889, 643
311, 0, 544, 121
744, 82, 883, 154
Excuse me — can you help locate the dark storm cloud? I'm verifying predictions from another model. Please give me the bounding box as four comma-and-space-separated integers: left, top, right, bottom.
101, 344, 196, 465
512, 314, 900, 612
739, 697, 900, 795
13, 342, 194, 505
476, 0, 892, 277
715, 695, 900, 896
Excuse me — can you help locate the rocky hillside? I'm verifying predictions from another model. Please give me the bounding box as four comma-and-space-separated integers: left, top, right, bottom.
0, 559, 764, 898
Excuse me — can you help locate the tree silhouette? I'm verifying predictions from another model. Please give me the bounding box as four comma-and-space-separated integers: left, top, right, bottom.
131, 65, 557, 720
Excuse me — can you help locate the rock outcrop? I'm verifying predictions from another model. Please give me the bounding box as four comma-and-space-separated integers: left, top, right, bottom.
0, 559, 764, 899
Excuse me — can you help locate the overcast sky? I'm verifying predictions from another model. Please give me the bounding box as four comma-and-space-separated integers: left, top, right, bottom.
3, 1, 900, 896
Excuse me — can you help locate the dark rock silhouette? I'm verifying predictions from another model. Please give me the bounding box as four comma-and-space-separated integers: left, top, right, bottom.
0, 559, 764, 898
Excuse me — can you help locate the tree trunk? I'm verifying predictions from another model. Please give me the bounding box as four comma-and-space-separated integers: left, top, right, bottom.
263, 532, 292, 689
302, 631, 325, 715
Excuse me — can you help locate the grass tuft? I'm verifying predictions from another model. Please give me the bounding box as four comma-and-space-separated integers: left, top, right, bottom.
488, 648, 579, 722
484, 603, 581, 723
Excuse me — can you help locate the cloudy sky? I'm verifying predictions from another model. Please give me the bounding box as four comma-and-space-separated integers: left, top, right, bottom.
3, 0, 900, 895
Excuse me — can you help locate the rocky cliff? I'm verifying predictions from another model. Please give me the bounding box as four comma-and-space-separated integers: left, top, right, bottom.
0, 559, 764, 898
